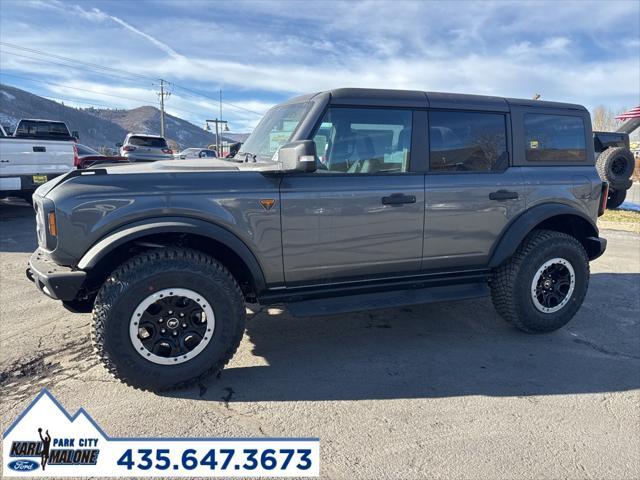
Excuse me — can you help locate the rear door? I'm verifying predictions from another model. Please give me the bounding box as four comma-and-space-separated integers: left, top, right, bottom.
422, 109, 525, 270
280, 107, 425, 285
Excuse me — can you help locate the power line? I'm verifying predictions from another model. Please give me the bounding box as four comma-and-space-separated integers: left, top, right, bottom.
0, 42, 155, 82
169, 82, 266, 116
0, 72, 156, 103
0, 50, 153, 86
0, 43, 267, 120
42, 95, 129, 110
0, 72, 201, 117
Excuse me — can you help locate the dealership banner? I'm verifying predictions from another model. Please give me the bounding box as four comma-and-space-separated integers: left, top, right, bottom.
3, 390, 319, 477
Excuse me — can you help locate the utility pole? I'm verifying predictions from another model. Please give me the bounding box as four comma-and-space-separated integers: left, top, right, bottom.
157, 79, 170, 137
205, 119, 228, 155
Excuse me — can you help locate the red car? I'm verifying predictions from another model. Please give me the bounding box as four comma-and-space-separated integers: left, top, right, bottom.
75, 144, 129, 169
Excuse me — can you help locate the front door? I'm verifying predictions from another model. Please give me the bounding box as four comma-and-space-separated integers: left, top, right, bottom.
280, 107, 425, 286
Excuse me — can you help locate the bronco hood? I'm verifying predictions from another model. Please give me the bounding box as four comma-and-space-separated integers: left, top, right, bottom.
35, 158, 281, 198
104, 158, 241, 174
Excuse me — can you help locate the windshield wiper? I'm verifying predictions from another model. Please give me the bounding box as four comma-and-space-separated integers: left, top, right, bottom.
238, 152, 257, 163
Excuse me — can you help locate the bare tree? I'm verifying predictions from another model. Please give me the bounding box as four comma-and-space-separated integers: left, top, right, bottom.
592, 105, 630, 132
592, 105, 616, 131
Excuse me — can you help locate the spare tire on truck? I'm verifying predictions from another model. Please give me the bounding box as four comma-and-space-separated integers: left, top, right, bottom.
596, 147, 635, 188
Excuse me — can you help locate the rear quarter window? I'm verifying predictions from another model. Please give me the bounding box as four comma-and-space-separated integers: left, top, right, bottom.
524, 114, 586, 162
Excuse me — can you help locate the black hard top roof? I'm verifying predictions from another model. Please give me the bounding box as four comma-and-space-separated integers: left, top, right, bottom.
283, 88, 586, 112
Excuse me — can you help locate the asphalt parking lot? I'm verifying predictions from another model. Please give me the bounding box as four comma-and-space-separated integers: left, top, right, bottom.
1, 198, 639, 479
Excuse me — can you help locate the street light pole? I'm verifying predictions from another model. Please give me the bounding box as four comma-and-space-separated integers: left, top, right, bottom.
215, 120, 219, 155
205, 119, 228, 156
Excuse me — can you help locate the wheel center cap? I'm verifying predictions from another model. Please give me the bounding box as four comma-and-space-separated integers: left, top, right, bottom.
166, 318, 179, 329
543, 279, 552, 289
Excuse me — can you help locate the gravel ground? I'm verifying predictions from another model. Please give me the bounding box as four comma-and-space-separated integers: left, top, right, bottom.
1, 198, 639, 479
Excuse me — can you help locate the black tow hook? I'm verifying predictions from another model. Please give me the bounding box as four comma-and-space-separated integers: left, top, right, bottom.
25, 267, 35, 283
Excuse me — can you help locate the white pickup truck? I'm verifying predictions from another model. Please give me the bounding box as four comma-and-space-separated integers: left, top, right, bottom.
0, 119, 77, 203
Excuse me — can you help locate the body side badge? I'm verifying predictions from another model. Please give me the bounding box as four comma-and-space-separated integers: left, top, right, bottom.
259, 199, 276, 210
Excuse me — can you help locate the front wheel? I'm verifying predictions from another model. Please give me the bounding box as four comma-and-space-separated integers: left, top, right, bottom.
491, 230, 590, 333
92, 248, 246, 391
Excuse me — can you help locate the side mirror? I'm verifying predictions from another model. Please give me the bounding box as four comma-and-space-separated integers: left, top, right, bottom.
116, 142, 123, 148
278, 140, 317, 173
71, 130, 79, 140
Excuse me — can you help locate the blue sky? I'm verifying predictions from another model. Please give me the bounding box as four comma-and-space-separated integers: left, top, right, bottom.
1, 0, 639, 132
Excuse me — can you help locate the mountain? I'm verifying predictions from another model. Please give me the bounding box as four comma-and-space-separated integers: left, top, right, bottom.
0, 84, 128, 149
0, 84, 249, 151
85, 106, 220, 148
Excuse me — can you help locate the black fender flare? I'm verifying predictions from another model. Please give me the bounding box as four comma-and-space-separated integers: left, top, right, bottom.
488, 203, 600, 268
77, 217, 266, 291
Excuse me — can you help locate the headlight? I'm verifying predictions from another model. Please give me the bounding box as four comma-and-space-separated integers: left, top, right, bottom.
33, 196, 58, 251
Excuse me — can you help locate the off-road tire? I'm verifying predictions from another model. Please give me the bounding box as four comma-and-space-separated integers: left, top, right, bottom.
92, 248, 245, 391
491, 229, 589, 333
596, 147, 634, 189
606, 187, 627, 210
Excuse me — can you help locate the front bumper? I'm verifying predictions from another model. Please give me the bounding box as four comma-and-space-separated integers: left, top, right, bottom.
26, 249, 86, 301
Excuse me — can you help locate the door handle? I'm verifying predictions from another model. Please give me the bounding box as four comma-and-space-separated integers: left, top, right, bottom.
489, 190, 519, 201
382, 193, 416, 205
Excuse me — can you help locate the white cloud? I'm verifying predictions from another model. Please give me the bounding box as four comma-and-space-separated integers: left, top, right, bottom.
107, 15, 184, 60
2, 0, 638, 130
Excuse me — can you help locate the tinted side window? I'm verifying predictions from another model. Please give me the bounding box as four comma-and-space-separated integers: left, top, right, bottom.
524, 114, 586, 162
313, 107, 412, 174
429, 111, 508, 172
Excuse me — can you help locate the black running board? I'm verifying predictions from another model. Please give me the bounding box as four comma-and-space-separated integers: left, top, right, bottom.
285, 282, 489, 317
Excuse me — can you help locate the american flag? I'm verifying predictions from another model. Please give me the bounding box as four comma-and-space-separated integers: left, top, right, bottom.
615, 106, 640, 120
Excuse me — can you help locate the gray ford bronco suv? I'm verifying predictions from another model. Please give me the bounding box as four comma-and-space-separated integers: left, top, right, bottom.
27, 88, 608, 391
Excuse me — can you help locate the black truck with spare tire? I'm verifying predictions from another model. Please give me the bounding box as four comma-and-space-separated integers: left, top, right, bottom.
593, 114, 638, 209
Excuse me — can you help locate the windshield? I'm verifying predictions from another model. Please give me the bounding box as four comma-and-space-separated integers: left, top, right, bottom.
239, 102, 308, 160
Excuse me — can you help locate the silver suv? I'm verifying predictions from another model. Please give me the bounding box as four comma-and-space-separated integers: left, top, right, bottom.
119, 133, 173, 162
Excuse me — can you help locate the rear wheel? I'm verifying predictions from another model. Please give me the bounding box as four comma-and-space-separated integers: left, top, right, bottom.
491, 230, 589, 333
92, 248, 245, 391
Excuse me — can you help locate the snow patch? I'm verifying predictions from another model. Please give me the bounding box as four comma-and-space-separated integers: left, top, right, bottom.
0, 90, 16, 101
0, 113, 18, 128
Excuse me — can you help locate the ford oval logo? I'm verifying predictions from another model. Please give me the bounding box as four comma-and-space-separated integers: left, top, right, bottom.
8, 459, 39, 471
